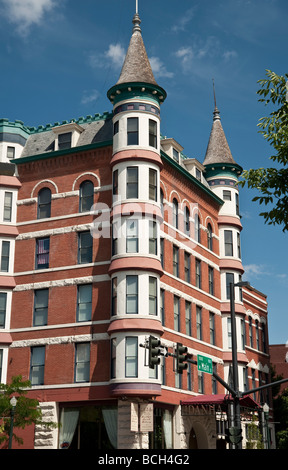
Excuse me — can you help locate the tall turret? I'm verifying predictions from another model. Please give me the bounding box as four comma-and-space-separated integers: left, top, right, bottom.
203, 104, 246, 387
107, 11, 166, 398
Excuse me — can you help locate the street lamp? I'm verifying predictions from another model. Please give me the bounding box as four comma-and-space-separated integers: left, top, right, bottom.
8, 396, 17, 449
229, 280, 250, 449
263, 402, 270, 449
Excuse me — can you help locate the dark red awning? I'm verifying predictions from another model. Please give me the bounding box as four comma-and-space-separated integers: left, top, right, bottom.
181, 394, 260, 409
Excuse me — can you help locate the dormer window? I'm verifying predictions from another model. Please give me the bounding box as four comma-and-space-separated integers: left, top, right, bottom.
52, 122, 84, 151
58, 132, 72, 150
173, 148, 179, 162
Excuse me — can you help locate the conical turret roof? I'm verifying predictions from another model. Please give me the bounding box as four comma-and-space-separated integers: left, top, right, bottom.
203, 106, 236, 166
116, 13, 158, 86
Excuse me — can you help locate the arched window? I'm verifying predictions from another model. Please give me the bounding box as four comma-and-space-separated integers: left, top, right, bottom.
37, 188, 51, 219
184, 206, 190, 235
195, 214, 201, 243
172, 198, 178, 229
207, 223, 213, 251
79, 180, 94, 213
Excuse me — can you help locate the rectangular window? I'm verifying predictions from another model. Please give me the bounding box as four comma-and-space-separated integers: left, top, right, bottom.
185, 301, 191, 336
78, 231, 93, 264
227, 318, 232, 349
0, 293, 7, 328
235, 193, 240, 216
195, 259, 201, 289
113, 120, 119, 136
112, 169, 118, 196
149, 168, 157, 201
209, 312, 215, 345
149, 221, 157, 255
173, 148, 179, 162
224, 230, 233, 256
223, 190, 231, 201
30, 346, 45, 385
127, 117, 138, 145
1, 241, 10, 272
237, 232, 241, 258
174, 296, 180, 331
226, 272, 234, 300
77, 284, 92, 322
7, 146, 15, 159
36, 237, 49, 269
209, 266, 214, 295
184, 253, 190, 283
149, 276, 157, 315
33, 289, 49, 327
3, 192, 13, 222
160, 289, 165, 325
126, 219, 138, 253
111, 338, 116, 379
125, 337, 138, 377
196, 306, 202, 340
198, 371, 204, 393
58, 132, 72, 150
173, 245, 179, 277
160, 238, 164, 267
126, 167, 138, 199
149, 119, 157, 148
126, 275, 138, 314
241, 319, 246, 349
111, 277, 117, 316
112, 221, 118, 256
75, 343, 90, 382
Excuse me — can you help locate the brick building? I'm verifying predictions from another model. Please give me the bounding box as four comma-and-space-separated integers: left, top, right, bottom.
0, 11, 273, 449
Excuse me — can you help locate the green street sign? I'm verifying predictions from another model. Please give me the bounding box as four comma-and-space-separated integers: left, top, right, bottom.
197, 354, 213, 375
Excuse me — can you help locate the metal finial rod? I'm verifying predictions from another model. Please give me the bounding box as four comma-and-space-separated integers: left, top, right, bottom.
212, 78, 217, 108
136, 0, 138, 14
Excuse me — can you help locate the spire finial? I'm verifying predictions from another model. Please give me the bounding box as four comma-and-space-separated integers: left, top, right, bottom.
212, 78, 220, 120
133, 0, 141, 32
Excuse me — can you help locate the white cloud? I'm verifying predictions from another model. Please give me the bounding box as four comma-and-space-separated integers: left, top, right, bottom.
175, 47, 194, 71
81, 90, 99, 105
223, 50, 238, 61
243, 264, 266, 278
1, 0, 56, 36
149, 57, 174, 79
105, 43, 126, 69
89, 43, 125, 71
172, 7, 197, 33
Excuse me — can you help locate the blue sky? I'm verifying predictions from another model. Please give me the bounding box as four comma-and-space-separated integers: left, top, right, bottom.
0, 0, 287, 345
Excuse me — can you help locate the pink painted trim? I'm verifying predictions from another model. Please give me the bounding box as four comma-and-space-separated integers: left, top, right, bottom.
108, 257, 163, 276
107, 318, 164, 335
221, 302, 246, 315
0, 176, 21, 188
223, 352, 248, 363
219, 259, 244, 273
0, 226, 19, 237
0, 333, 13, 345
111, 202, 162, 221
0, 277, 16, 288
110, 149, 163, 169
218, 215, 242, 230
110, 382, 162, 397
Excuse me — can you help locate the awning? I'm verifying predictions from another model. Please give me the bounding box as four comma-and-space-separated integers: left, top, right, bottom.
181, 394, 260, 410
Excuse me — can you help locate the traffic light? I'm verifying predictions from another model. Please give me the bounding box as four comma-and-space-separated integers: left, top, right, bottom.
225, 426, 242, 445
176, 343, 188, 374
148, 336, 161, 369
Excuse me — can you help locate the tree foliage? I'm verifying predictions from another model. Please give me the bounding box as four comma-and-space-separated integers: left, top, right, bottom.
240, 70, 288, 231
0, 375, 56, 448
